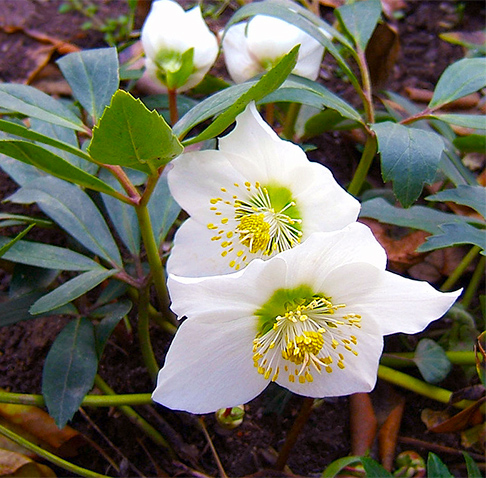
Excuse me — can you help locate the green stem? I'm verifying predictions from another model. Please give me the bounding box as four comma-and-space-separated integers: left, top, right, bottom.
0, 422, 111, 478
94, 376, 172, 453
281, 102, 301, 140
381, 351, 477, 368
347, 134, 377, 197
442, 245, 481, 291
378, 365, 474, 409
102, 164, 141, 203
138, 285, 160, 382
0, 390, 152, 407
462, 254, 485, 309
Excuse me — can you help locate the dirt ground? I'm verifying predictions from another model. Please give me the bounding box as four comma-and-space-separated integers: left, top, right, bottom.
0, 1, 484, 477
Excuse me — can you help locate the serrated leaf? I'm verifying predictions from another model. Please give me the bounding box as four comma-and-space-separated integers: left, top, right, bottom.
0, 236, 103, 270
417, 222, 486, 255
7, 176, 123, 267
57, 47, 119, 123
414, 339, 452, 384
0, 140, 119, 196
88, 90, 183, 173
463, 452, 482, 478
182, 46, 299, 145
335, 0, 382, 51
92, 300, 132, 358
427, 453, 454, 478
0, 84, 85, 131
429, 58, 486, 109
433, 114, 486, 130
148, 171, 180, 244
42, 318, 98, 428
426, 185, 486, 218
372, 122, 445, 207
360, 197, 483, 235
30, 268, 117, 315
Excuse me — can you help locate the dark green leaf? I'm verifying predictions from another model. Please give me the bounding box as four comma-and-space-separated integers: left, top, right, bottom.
426, 185, 486, 218
7, 176, 123, 267
335, 0, 382, 50
182, 46, 300, 145
427, 453, 454, 478
0, 213, 52, 228
9, 265, 58, 299
429, 58, 486, 109
0, 84, 85, 131
321, 456, 361, 478
92, 300, 132, 358
0, 236, 103, 270
433, 113, 486, 130
453, 134, 486, 154
0, 140, 119, 196
414, 339, 452, 384
0, 224, 34, 257
88, 90, 183, 173
463, 452, 482, 478
372, 122, 445, 207
417, 222, 486, 255
42, 318, 98, 428
30, 268, 117, 315
360, 198, 483, 235
57, 47, 119, 122
360, 457, 394, 478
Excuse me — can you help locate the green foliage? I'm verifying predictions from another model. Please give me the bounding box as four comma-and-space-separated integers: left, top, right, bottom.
426, 453, 454, 478
88, 90, 183, 174
414, 339, 452, 384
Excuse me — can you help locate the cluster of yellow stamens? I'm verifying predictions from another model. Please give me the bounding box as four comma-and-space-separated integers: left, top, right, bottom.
253, 296, 362, 384
207, 181, 302, 270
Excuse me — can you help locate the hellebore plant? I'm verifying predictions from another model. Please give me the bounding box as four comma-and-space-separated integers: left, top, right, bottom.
222, 14, 325, 83
167, 103, 360, 277
153, 223, 460, 413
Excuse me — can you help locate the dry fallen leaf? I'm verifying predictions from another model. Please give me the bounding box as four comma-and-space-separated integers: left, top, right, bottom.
378, 396, 406, 471
0, 448, 56, 477
349, 393, 378, 456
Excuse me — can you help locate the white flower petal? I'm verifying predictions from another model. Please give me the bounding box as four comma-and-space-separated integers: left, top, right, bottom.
153, 317, 267, 413
168, 256, 288, 323
292, 41, 325, 80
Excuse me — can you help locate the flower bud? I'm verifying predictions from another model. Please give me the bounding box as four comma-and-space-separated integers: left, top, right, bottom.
141, 0, 218, 92
215, 405, 245, 429
221, 15, 325, 83
394, 451, 426, 477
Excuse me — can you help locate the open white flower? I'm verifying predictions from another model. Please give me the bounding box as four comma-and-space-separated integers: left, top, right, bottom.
153, 223, 461, 414
167, 103, 360, 277
141, 0, 218, 92
222, 15, 325, 83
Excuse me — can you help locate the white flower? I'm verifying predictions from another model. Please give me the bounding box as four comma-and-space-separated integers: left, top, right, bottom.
153, 223, 461, 414
141, 0, 218, 92
222, 15, 325, 83
167, 103, 360, 277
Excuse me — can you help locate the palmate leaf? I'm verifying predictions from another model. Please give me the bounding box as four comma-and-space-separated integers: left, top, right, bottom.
42, 317, 98, 429
426, 185, 486, 219
88, 90, 183, 174
414, 339, 452, 384
372, 122, 445, 207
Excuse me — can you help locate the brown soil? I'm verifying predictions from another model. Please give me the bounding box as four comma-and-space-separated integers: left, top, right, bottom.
0, 1, 484, 477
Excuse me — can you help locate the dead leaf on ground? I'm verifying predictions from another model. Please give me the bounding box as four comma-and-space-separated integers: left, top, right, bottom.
349, 393, 378, 455
380, 0, 407, 19
378, 396, 406, 471
405, 87, 481, 109
0, 448, 56, 477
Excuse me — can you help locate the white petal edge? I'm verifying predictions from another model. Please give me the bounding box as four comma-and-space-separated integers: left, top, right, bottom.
153, 317, 267, 413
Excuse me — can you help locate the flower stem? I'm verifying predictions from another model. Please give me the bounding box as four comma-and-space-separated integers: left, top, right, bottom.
378, 365, 474, 409
461, 253, 485, 309
94, 376, 172, 453
198, 417, 228, 478
381, 351, 476, 368
347, 134, 377, 197
0, 422, 111, 478
282, 102, 301, 141
138, 285, 160, 382
441, 245, 481, 291
274, 397, 314, 471
168, 88, 179, 125
356, 47, 375, 124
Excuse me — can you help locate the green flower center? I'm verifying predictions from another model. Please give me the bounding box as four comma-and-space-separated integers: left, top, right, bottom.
252, 286, 362, 384
207, 182, 303, 270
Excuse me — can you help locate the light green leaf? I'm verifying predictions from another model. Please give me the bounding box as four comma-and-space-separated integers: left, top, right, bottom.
0, 140, 119, 196
0, 83, 85, 131
0, 213, 52, 228
335, 0, 382, 50
372, 122, 445, 207
360, 457, 394, 478
42, 318, 98, 428
414, 339, 452, 384
0, 236, 102, 270
0, 225, 34, 257
7, 176, 123, 267
321, 456, 361, 478
182, 46, 299, 145
427, 453, 454, 478
360, 197, 483, 235
433, 113, 486, 130
57, 47, 119, 122
426, 185, 486, 218
88, 90, 183, 173
417, 222, 486, 255
463, 452, 482, 478
30, 268, 117, 315
429, 58, 486, 109
453, 134, 486, 154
